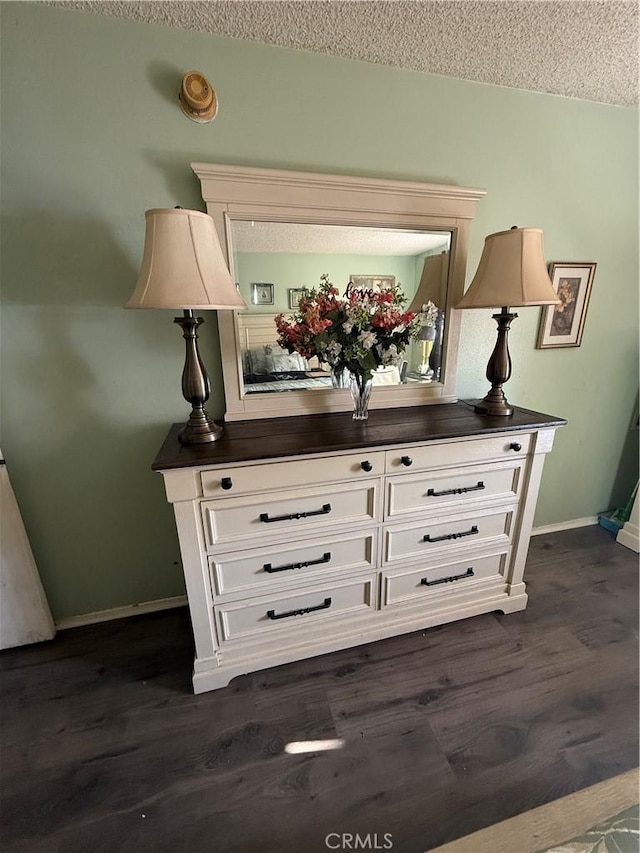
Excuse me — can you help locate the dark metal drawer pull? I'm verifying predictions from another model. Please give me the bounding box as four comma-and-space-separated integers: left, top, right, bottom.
421, 567, 475, 587
423, 524, 479, 543
220, 477, 233, 491
263, 552, 331, 574
267, 597, 332, 620
361, 460, 373, 472
260, 503, 331, 523
427, 481, 485, 497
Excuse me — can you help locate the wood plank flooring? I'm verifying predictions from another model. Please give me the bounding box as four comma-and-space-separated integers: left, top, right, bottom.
1, 526, 637, 853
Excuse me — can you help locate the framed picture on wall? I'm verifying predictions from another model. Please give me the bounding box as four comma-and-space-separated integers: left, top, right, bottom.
288, 288, 308, 309
536, 262, 596, 349
251, 282, 274, 305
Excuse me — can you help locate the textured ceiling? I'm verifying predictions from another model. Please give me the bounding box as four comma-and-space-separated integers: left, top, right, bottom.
55, 1, 638, 107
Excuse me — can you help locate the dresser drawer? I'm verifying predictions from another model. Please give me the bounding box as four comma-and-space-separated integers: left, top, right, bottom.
385, 433, 531, 474
216, 575, 376, 642
384, 506, 514, 563
201, 451, 385, 498
203, 481, 380, 548
386, 461, 523, 520
382, 552, 507, 606
209, 530, 377, 597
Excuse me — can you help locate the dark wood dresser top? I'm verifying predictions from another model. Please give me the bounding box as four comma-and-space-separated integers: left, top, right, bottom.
152, 401, 566, 471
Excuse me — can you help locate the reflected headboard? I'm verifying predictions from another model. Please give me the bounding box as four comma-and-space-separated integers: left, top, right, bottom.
237, 313, 280, 352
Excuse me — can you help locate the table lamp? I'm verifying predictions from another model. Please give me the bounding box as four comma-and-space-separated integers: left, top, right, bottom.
409, 251, 449, 315
127, 207, 246, 444
456, 226, 559, 416
409, 252, 449, 381
416, 323, 437, 377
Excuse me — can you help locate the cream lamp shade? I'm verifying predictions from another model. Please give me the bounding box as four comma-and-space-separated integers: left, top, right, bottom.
126, 208, 246, 311
456, 227, 559, 309
408, 252, 449, 313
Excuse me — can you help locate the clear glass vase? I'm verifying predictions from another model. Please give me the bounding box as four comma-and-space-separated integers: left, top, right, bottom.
350, 374, 373, 420
331, 366, 350, 389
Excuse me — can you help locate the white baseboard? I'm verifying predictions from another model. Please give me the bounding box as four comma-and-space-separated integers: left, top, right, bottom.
56, 595, 188, 631
531, 516, 598, 536
616, 521, 640, 553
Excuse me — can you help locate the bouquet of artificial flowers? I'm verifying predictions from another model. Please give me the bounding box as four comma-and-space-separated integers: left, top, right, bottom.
275, 274, 422, 385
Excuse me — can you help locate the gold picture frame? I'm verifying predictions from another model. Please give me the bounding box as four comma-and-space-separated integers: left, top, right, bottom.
536, 262, 596, 349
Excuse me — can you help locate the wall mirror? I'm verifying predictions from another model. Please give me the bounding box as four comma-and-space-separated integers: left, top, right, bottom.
193, 163, 485, 421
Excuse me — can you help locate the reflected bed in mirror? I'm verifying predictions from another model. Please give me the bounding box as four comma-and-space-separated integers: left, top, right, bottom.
238, 312, 332, 393
192, 163, 485, 420
232, 222, 451, 394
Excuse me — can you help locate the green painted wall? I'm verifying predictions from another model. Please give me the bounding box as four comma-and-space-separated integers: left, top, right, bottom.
235, 253, 419, 313
1, 4, 637, 621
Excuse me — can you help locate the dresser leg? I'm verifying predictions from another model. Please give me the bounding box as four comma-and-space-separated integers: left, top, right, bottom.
498, 585, 528, 613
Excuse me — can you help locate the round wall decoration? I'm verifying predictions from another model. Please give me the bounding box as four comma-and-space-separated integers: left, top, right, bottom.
178, 71, 218, 123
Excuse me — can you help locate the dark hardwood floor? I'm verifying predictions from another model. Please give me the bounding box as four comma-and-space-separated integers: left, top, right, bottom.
1, 526, 637, 853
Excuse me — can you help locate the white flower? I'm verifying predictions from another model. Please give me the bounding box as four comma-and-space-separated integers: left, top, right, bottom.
358, 330, 377, 350
380, 344, 399, 365
342, 321, 354, 334
324, 341, 343, 360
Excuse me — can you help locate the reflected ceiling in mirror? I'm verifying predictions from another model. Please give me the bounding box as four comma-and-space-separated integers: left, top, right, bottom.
230, 221, 451, 395
232, 221, 449, 257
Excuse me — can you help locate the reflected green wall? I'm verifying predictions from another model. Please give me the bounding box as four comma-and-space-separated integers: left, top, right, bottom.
1, 4, 637, 621
235, 254, 419, 313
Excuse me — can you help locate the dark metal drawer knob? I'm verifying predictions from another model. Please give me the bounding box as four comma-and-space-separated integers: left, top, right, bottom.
361, 460, 373, 472
401, 456, 413, 467
509, 442, 522, 452
221, 477, 233, 490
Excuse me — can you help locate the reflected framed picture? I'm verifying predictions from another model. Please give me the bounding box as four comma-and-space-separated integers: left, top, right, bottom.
288, 287, 307, 309
536, 262, 596, 349
350, 275, 396, 290
251, 282, 274, 305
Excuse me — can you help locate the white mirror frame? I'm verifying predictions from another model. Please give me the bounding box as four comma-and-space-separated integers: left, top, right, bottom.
192, 162, 486, 421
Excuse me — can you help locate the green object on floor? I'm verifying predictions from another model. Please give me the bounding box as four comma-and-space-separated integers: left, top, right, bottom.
598, 481, 638, 534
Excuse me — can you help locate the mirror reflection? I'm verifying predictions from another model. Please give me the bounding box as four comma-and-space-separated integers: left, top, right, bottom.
230, 221, 451, 395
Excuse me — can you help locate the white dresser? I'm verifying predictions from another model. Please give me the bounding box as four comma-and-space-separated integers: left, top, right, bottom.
153, 403, 564, 693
